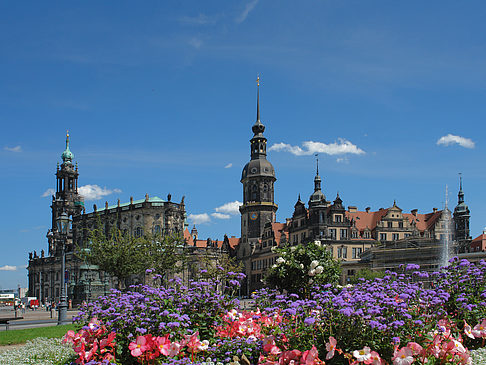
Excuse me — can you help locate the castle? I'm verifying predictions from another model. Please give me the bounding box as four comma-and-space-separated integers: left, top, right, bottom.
236, 81, 472, 294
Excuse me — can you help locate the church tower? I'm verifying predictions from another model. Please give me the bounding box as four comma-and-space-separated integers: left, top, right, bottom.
48, 132, 84, 255
240, 77, 278, 246
454, 174, 471, 251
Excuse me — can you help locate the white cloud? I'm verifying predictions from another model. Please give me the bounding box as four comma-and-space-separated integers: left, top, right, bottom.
235, 0, 259, 23
78, 185, 122, 201
211, 212, 231, 219
188, 37, 203, 49
0, 265, 20, 271
437, 134, 475, 149
215, 201, 242, 215
4, 145, 22, 152
224, 163, 233, 169
41, 188, 56, 198
269, 139, 365, 156
189, 213, 211, 224
179, 14, 217, 25
336, 157, 349, 164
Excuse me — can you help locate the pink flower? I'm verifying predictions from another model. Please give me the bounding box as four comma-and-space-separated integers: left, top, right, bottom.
155, 334, 171, 356
168, 342, 181, 357
279, 349, 301, 365
393, 347, 414, 365
472, 319, 486, 338
353, 346, 371, 362
406, 342, 423, 356
263, 336, 281, 355
365, 351, 383, 365
129, 335, 149, 357
185, 332, 204, 353
325, 336, 337, 360
301, 346, 319, 365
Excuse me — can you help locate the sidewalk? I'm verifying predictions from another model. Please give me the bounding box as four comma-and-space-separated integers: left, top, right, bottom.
0, 308, 79, 331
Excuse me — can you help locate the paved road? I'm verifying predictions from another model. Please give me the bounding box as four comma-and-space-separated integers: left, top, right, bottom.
0, 307, 79, 331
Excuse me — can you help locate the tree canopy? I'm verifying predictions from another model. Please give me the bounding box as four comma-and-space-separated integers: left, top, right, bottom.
79, 224, 185, 290
265, 240, 341, 298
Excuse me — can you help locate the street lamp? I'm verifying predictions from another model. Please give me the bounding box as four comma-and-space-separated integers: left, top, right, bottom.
56, 211, 71, 325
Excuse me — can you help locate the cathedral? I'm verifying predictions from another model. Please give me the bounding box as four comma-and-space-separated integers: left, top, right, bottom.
27, 133, 187, 305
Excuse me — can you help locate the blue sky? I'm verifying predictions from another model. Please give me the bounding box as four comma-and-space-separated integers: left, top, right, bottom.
1, 1, 485, 289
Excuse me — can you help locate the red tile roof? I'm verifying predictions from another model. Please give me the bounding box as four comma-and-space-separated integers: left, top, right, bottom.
346, 209, 388, 231
347, 208, 444, 233
183, 227, 240, 249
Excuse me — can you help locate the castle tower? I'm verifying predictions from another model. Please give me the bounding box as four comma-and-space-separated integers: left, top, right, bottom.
454, 174, 471, 251
240, 77, 278, 246
307, 156, 329, 237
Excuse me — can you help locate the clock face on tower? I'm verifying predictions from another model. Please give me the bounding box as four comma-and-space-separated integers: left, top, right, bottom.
250, 212, 258, 220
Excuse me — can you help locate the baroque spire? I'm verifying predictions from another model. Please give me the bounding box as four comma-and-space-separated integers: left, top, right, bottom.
252, 76, 265, 136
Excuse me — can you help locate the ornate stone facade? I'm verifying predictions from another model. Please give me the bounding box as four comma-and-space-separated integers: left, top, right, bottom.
27, 134, 187, 305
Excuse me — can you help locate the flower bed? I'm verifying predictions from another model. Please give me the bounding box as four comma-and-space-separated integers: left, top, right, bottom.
63, 258, 486, 364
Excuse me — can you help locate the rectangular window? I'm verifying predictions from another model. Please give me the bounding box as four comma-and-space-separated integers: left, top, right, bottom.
338, 246, 347, 259
392, 233, 399, 241
404, 233, 411, 238
399, 221, 403, 228
329, 229, 336, 240
335, 215, 342, 223
340, 229, 347, 239
380, 233, 387, 241
387, 222, 393, 228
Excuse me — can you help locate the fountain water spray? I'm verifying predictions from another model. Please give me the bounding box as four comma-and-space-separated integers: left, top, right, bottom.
441, 185, 452, 268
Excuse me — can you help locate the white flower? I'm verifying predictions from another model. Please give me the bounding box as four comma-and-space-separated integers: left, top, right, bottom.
310, 260, 319, 269
308, 269, 316, 277
300, 263, 304, 269
272, 264, 277, 269
309, 278, 314, 284
290, 246, 297, 252
198, 340, 210, 351
271, 247, 276, 252
315, 266, 324, 274
276, 257, 285, 264
314, 240, 321, 247
353, 347, 371, 362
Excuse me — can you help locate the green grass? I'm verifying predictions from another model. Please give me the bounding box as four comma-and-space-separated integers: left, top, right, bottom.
0, 324, 75, 345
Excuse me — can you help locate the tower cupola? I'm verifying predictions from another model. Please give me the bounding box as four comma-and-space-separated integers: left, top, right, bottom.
61, 131, 74, 165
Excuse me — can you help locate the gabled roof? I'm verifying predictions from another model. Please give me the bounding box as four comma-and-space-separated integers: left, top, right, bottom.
347, 207, 445, 233
346, 209, 389, 231
403, 211, 442, 231
471, 233, 486, 245
271, 222, 288, 245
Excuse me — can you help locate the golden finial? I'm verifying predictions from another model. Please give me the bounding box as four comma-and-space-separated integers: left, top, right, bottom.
256, 75, 260, 87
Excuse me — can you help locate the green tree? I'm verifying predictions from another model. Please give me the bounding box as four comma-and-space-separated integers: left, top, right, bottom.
79, 224, 186, 290
80, 226, 148, 290
143, 232, 187, 284
264, 240, 341, 298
